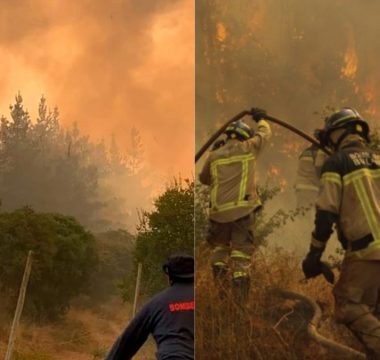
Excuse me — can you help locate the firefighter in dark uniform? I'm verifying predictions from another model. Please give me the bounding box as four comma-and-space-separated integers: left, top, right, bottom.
105, 254, 194, 360
199, 109, 272, 303
302, 108, 380, 359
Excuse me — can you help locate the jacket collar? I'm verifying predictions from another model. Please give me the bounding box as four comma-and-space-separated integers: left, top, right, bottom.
338, 134, 366, 151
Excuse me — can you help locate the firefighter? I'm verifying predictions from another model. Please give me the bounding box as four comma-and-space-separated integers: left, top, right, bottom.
199, 108, 272, 303
295, 133, 328, 208
105, 254, 194, 360
302, 107, 380, 359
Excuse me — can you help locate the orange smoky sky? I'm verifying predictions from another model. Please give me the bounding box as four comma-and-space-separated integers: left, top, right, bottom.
0, 0, 194, 177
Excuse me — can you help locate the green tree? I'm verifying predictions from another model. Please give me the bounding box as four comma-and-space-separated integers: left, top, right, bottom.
89, 229, 134, 302
0, 207, 98, 321
0, 94, 152, 231
122, 179, 194, 300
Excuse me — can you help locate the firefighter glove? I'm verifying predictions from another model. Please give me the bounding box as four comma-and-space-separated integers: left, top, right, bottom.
302, 246, 323, 279
251, 108, 267, 122
314, 128, 322, 142
321, 262, 335, 284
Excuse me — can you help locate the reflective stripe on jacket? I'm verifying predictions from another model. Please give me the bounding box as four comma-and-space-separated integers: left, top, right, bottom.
199, 120, 271, 223
313, 134, 380, 261
295, 145, 327, 192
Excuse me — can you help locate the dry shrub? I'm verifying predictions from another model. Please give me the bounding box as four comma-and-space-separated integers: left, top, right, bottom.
13, 351, 53, 360
0, 298, 155, 360
196, 246, 364, 360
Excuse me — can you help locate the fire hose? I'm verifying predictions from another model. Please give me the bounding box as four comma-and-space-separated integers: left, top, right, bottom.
195, 109, 331, 163
271, 288, 366, 359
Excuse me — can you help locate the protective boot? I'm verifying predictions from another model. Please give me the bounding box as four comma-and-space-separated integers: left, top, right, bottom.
232, 273, 250, 305
347, 321, 380, 359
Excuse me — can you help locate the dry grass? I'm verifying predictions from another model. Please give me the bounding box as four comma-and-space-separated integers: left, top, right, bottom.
0, 297, 155, 360
195, 246, 364, 360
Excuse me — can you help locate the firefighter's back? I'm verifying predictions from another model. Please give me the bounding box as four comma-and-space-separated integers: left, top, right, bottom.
149, 282, 194, 360
208, 139, 262, 222
319, 136, 380, 260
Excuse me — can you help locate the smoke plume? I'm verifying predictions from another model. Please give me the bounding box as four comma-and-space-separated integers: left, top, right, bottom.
0, 0, 194, 176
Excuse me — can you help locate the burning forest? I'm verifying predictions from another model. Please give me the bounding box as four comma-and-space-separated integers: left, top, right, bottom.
196, 0, 380, 359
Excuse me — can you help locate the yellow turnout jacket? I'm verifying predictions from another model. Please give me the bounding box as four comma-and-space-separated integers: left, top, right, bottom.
311, 134, 380, 261
199, 120, 272, 223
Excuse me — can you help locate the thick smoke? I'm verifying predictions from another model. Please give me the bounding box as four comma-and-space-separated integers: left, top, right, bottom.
0, 0, 194, 176
196, 0, 380, 254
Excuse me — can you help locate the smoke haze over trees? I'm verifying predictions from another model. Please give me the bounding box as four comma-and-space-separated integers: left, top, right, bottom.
0, 0, 194, 177
0, 94, 152, 231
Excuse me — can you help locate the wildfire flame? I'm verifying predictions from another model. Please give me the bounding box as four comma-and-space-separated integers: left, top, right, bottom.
216, 22, 227, 43
279, 179, 287, 192
341, 43, 358, 80
267, 166, 288, 192
268, 165, 280, 176
281, 139, 305, 158
248, 5, 265, 32
363, 80, 378, 117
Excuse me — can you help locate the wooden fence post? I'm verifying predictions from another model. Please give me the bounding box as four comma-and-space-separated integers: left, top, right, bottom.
132, 263, 142, 317
4, 250, 33, 360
